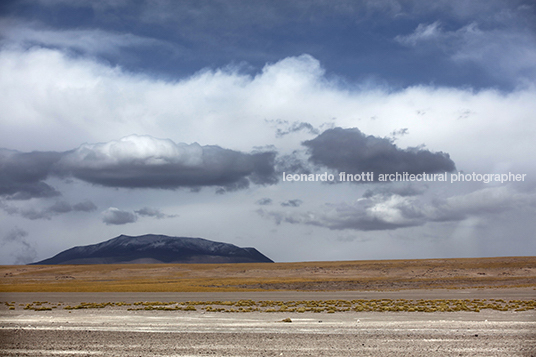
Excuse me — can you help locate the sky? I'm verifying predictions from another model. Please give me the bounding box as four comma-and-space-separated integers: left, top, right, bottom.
1, 0, 536, 264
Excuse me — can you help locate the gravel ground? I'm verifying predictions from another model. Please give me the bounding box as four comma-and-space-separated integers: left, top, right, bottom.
1, 307, 535, 356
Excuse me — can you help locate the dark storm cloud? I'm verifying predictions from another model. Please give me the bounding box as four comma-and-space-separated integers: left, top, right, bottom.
102, 207, 137, 225
2, 182, 61, 201
57, 136, 278, 191
3, 129, 451, 197
135, 207, 177, 219
0, 149, 62, 200
281, 199, 303, 207
302, 128, 455, 178
0, 136, 278, 199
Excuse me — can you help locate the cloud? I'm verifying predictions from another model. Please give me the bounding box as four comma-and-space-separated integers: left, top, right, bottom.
2, 227, 28, 243
48, 200, 98, 214
0, 20, 177, 58
102, 206, 176, 224
2, 227, 36, 264
390, 128, 409, 139
57, 135, 277, 191
256, 198, 273, 206
0, 182, 60, 201
395, 21, 536, 86
275, 153, 313, 176
266, 119, 320, 138
298, 195, 426, 231
438, 186, 536, 219
395, 21, 443, 46
72, 200, 98, 212
0, 199, 98, 220
2, 45, 535, 165
281, 199, 303, 207
302, 127, 456, 178
0, 49, 342, 152
362, 184, 426, 198
255, 208, 302, 226
20, 209, 51, 220
26, 0, 508, 28
134, 207, 177, 219
48, 200, 73, 214
258, 186, 536, 232
102, 207, 137, 225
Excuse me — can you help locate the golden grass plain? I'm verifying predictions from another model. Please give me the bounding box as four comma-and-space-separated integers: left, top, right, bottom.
1, 256, 535, 292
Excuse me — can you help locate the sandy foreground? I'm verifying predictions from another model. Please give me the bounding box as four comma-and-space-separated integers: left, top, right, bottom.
1, 290, 535, 356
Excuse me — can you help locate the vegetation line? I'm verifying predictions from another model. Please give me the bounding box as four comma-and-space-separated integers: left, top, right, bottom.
4, 298, 535, 313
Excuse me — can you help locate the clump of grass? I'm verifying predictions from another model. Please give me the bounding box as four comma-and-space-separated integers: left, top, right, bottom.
64, 302, 114, 310
33, 306, 52, 311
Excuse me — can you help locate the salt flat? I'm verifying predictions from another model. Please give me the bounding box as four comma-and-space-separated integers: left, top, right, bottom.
1, 307, 535, 356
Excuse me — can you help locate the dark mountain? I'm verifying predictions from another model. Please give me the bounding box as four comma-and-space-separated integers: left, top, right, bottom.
31, 234, 273, 264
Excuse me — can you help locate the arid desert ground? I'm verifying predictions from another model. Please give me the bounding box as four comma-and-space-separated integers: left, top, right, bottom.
1, 256, 535, 356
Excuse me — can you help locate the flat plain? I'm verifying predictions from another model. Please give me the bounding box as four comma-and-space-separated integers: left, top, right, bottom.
1, 256, 535, 356
2, 255, 535, 292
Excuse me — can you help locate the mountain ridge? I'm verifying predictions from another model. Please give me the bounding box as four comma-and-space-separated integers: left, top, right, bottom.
30, 234, 274, 265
